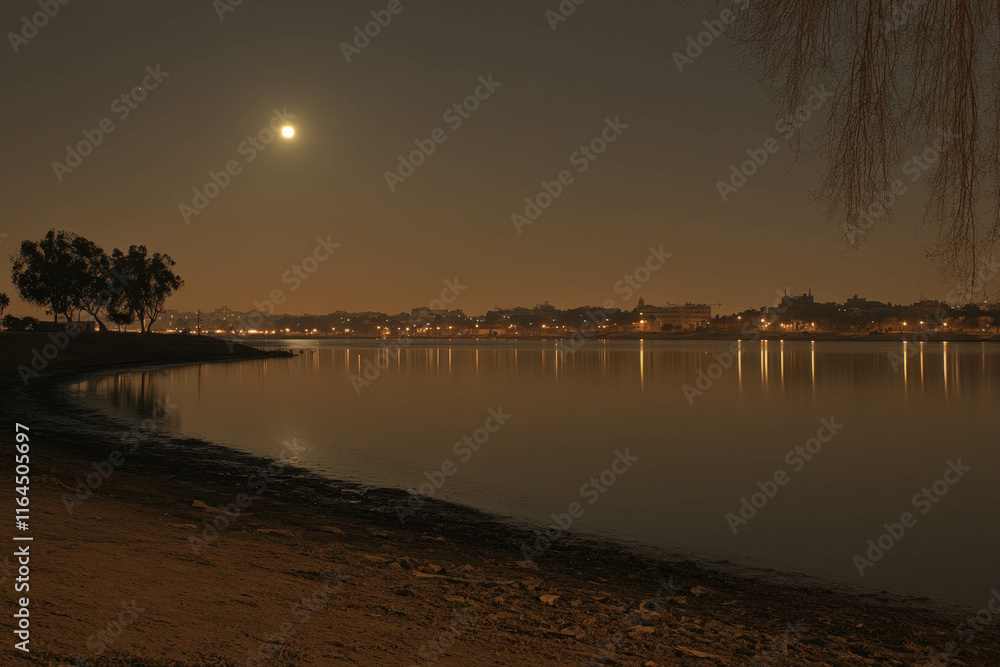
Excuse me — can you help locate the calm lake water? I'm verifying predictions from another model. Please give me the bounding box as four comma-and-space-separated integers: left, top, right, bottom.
70, 339, 999, 605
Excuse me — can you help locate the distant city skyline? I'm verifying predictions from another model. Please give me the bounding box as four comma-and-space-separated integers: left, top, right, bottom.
100, 289, 993, 339
149, 288, 982, 323
5, 279, 992, 323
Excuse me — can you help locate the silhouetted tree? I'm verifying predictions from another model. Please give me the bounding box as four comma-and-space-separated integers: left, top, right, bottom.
729, 1, 1000, 298
10, 230, 79, 322
0, 293, 8, 318
9, 230, 121, 329
111, 245, 183, 333
66, 235, 114, 331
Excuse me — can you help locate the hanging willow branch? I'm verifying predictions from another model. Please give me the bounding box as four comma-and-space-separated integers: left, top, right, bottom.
727, 0, 1000, 301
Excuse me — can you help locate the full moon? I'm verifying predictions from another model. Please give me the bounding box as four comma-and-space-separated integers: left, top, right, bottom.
281, 125, 295, 138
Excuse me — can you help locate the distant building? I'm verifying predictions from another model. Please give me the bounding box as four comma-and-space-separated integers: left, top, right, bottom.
845, 295, 887, 314
910, 300, 949, 320
636, 298, 712, 331
782, 290, 814, 307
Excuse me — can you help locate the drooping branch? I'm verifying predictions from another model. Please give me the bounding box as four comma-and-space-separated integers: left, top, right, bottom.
727, 0, 1000, 301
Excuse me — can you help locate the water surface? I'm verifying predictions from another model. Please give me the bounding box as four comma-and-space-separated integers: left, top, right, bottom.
70, 339, 1000, 604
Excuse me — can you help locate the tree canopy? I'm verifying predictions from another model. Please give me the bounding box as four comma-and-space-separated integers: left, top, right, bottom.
8, 230, 182, 333
111, 245, 184, 333
11, 230, 93, 324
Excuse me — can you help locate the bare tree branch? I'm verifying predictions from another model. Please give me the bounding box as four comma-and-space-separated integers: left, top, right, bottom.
728, 0, 1000, 301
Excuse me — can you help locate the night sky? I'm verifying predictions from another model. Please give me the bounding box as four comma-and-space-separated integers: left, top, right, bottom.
1, 0, 945, 319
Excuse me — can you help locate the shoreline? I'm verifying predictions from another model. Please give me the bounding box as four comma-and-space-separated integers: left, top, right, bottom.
2, 335, 998, 664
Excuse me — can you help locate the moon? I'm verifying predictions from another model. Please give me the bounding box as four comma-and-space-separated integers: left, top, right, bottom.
281, 125, 295, 138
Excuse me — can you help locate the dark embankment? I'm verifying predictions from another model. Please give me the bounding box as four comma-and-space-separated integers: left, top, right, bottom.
0, 332, 272, 385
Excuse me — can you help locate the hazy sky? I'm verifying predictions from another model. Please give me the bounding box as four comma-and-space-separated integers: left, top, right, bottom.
0, 0, 957, 319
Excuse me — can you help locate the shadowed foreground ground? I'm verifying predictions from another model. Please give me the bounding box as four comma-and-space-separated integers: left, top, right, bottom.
0, 333, 997, 665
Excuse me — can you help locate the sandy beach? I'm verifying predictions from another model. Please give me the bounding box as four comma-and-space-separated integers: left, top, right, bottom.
2, 334, 998, 666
